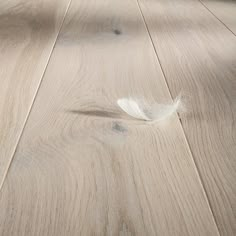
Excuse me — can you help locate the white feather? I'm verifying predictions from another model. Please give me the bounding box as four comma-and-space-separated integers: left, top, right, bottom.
117, 95, 183, 122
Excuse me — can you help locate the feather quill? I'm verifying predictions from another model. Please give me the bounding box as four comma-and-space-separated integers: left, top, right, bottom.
117, 95, 184, 122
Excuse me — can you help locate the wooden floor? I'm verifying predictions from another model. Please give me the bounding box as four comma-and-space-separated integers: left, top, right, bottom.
0, 0, 235, 235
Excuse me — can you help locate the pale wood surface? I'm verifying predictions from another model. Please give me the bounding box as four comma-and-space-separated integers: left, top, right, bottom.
138, 0, 236, 235
0, 0, 219, 235
0, 0, 71, 187
201, 0, 236, 34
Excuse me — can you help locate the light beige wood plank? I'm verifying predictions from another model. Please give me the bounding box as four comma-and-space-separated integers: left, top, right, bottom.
201, 0, 236, 34
138, 0, 236, 235
0, 0, 219, 235
0, 0, 71, 187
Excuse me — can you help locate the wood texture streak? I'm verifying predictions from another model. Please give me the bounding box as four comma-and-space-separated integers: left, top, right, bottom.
0, 0, 71, 186
201, 0, 236, 34
138, 0, 236, 235
0, 0, 219, 235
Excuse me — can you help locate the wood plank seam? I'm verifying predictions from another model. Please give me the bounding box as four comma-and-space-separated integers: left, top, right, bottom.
0, 0, 73, 194
198, 0, 236, 37
134, 0, 221, 234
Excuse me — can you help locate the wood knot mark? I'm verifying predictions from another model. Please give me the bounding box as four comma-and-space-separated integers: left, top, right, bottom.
112, 122, 127, 133
113, 29, 122, 35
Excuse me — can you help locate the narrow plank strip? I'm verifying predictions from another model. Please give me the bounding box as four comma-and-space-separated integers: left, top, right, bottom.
0, 0, 219, 235
0, 0, 71, 186
201, 0, 236, 34
138, 0, 236, 235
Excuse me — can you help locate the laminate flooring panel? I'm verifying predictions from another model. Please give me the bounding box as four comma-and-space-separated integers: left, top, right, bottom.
201, 0, 236, 34
0, 0, 71, 187
138, 0, 236, 234
0, 0, 220, 235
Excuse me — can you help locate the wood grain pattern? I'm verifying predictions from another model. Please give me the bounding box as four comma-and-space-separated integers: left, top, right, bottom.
201, 0, 236, 34
0, 0, 71, 187
0, 0, 219, 235
138, 0, 236, 235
